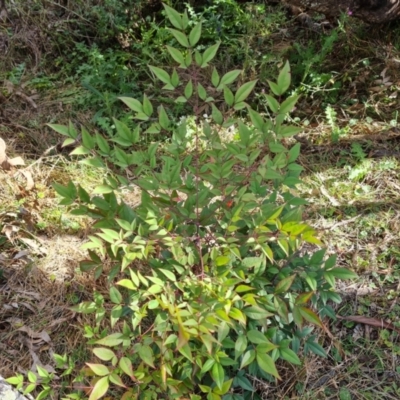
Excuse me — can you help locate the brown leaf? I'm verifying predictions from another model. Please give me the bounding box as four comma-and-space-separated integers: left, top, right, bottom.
20, 169, 35, 190
17, 326, 52, 343
15, 90, 38, 109
0, 137, 26, 171
1, 224, 19, 242
338, 315, 400, 333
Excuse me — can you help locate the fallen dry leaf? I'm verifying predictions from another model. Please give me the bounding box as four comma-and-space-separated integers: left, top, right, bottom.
17, 326, 51, 343
19, 169, 35, 190
0, 136, 35, 190
338, 315, 400, 333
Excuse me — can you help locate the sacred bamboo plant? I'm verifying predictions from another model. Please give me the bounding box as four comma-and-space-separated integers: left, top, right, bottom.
7, 4, 356, 400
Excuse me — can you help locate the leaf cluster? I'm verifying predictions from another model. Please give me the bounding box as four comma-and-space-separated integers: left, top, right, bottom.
8, 4, 357, 400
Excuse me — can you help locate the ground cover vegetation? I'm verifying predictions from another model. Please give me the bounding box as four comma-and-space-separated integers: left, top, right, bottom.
1, 0, 400, 399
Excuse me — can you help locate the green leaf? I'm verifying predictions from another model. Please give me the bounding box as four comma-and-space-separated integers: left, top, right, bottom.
146, 123, 161, 133
119, 97, 143, 113
134, 113, 149, 121
277, 60, 291, 94
279, 125, 302, 137
181, 11, 188, 29
247, 330, 270, 345
235, 335, 247, 359
243, 306, 273, 320
62, 138, 75, 147
201, 42, 220, 67
269, 142, 287, 153
93, 348, 116, 362
215, 255, 230, 266
81, 127, 95, 149
262, 168, 282, 180
87, 363, 110, 377
70, 146, 90, 156
305, 339, 327, 357
213, 378, 233, 395
280, 347, 301, 365
142, 94, 153, 117
93, 185, 113, 194
189, 22, 202, 46
184, 80, 193, 99
235, 374, 254, 391
163, 4, 184, 30
168, 28, 190, 47
36, 388, 52, 400
211, 104, 223, 125
279, 94, 299, 115
178, 343, 193, 362
27, 371, 37, 383
201, 359, 216, 374
138, 345, 155, 368
210, 362, 225, 390
229, 308, 246, 325
218, 70, 242, 90
119, 357, 134, 378
224, 86, 234, 106
148, 65, 171, 85
96, 333, 124, 347
240, 349, 256, 369
171, 68, 180, 87
24, 384, 36, 394
159, 105, 170, 130
36, 365, 49, 379
52, 182, 75, 199
256, 352, 280, 379
109, 287, 122, 304
323, 253, 336, 268
98, 228, 120, 242
109, 373, 125, 388
117, 279, 136, 290
274, 275, 295, 295
235, 80, 258, 104
288, 143, 301, 163
248, 109, 264, 131
326, 267, 357, 280
218, 322, 230, 342
158, 268, 176, 282
265, 94, 279, 113
194, 50, 203, 66
176, 95, 187, 103
166, 46, 186, 66
48, 123, 75, 138
88, 376, 109, 400
235, 285, 255, 293
185, 51, 192, 67
268, 80, 281, 96
197, 83, 207, 100
305, 275, 317, 291
80, 156, 105, 168
148, 299, 159, 309
96, 132, 110, 154
212, 68, 220, 87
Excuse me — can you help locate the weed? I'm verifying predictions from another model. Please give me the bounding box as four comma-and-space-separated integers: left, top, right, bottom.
6, 4, 357, 399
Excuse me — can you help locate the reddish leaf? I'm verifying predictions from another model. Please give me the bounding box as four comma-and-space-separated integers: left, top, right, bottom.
299, 307, 322, 327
